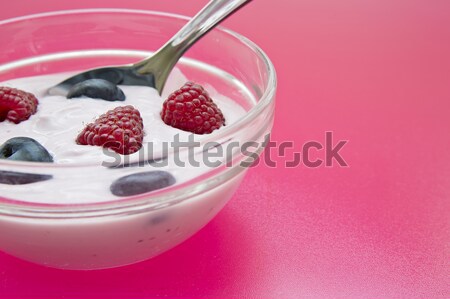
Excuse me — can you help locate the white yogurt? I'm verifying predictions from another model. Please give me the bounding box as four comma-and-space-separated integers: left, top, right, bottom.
0, 69, 246, 204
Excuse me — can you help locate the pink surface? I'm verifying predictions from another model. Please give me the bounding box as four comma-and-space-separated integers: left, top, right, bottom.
1, 0, 449, 298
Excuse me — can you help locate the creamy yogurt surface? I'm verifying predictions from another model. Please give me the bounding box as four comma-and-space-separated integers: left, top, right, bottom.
0, 68, 246, 204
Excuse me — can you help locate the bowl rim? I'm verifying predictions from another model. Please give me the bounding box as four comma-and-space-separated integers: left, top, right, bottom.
0, 8, 277, 218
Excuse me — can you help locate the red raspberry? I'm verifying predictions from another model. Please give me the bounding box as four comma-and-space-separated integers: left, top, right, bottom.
161, 82, 225, 134
76, 105, 144, 155
0, 86, 38, 124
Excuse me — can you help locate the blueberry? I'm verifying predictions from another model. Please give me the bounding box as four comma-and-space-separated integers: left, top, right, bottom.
67, 79, 125, 102
0, 170, 52, 185
110, 171, 176, 197
0, 137, 53, 162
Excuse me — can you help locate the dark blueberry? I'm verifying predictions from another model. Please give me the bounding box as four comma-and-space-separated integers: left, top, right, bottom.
0, 170, 52, 185
67, 79, 125, 102
110, 171, 176, 197
0, 137, 53, 162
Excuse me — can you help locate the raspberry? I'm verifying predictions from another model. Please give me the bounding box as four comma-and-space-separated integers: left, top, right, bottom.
0, 86, 39, 124
161, 82, 225, 134
76, 105, 144, 155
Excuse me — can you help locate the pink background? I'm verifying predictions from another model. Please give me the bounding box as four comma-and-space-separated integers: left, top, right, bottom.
1, 0, 449, 298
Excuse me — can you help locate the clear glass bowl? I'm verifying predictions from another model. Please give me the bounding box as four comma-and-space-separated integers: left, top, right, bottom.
0, 9, 276, 270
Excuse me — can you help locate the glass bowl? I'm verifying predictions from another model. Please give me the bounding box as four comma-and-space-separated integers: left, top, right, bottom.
0, 9, 276, 270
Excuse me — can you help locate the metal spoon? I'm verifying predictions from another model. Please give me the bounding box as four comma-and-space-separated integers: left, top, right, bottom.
49, 0, 252, 96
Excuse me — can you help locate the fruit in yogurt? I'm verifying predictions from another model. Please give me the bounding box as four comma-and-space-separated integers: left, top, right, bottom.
0, 137, 53, 162
76, 105, 144, 155
161, 81, 225, 134
0, 70, 246, 203
0, 86, 38, 124
67, 79, 126, 102
110, 170, 176, 196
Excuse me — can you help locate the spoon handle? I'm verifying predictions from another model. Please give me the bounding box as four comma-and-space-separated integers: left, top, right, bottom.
135, 0, 252, 93
167, 0, 251, 51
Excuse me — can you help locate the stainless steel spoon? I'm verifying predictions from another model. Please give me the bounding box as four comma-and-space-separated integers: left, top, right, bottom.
49, 0, 252, 96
